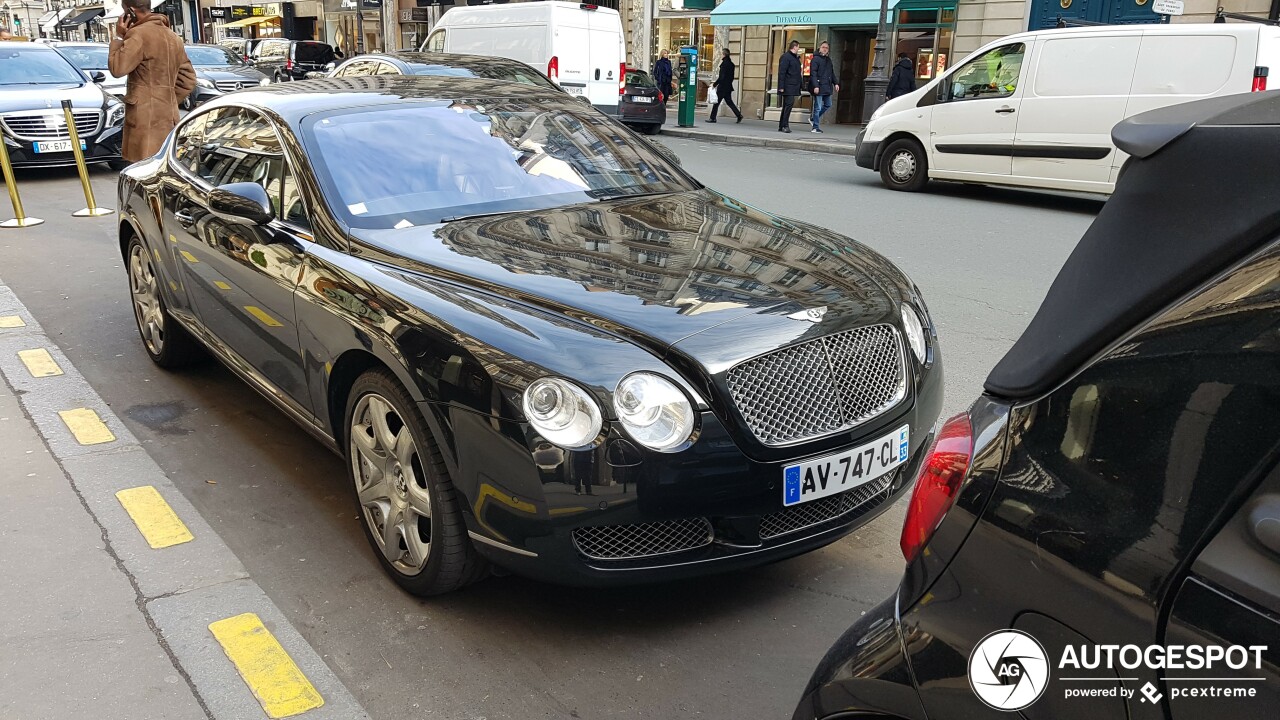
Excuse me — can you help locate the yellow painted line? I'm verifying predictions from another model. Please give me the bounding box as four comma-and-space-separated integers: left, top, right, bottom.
17, 348, 63, 378
244, 306, 283, 327
169, 233, 177, 244
209, 613, 325, 718
115, 485, 194, 549
214, 280, 232, 291
153, 247, 162, 262
180, 250, 200, 263
58, 408, 115, 445
169, 281, 179, 291
0, 315, 26, 328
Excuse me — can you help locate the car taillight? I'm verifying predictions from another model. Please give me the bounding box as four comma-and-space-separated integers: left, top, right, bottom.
620, 62, 626, 96
900, 412, 973, 562
1253, 66, 1268, 92
547, 56, 559, 82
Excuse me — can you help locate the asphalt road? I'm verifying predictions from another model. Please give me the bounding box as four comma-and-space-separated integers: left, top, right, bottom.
0, 142, 1099, 720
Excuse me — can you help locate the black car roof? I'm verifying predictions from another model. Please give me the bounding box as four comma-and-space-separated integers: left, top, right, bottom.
984, 91, 1280, 399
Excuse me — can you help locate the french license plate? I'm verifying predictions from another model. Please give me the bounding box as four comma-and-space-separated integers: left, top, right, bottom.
563, 85, 585, 96
632, 96, 653, 103
783, 424, 909, 507
33, 140, 85, 154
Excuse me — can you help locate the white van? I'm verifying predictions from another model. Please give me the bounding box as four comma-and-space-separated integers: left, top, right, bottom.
420, 1, 626, 114
856, 23, 1280, 194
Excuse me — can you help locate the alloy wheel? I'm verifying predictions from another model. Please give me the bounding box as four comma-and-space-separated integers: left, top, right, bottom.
129, 243, 165, 355
350, 393, 432, 575
889, 150, 917, 183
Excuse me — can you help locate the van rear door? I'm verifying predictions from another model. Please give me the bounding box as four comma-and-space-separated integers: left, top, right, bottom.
552, 9, 592, 102
587, 9, 624, 114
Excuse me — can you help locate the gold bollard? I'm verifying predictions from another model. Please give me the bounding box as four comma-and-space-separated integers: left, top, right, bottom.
62, 99, 112, 217
0, 130, 43, 228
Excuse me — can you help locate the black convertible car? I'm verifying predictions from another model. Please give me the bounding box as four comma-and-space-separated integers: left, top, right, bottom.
795, 93, 1280, 719
117, 76, 942, 595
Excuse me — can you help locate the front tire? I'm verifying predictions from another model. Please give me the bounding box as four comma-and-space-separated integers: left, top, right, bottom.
127, 238, 203, 368
345, 369, 487, 596
879, 138, 929, 192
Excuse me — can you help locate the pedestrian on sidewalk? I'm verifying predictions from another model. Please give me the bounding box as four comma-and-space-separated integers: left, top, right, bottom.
654, 49, 674, 104
809, 41, 839, 133
777, 40, 802, 133
109, 0, 195, 163
887, 52, 916, 99
708, 48, 743, 124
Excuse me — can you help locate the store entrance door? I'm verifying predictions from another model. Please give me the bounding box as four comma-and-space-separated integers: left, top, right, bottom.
835, 30, 872, 124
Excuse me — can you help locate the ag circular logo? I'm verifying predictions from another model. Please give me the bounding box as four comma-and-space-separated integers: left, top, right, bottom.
968, 629, 1050, 711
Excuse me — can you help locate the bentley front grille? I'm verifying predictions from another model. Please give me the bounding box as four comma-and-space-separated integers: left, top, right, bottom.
572, 518, 714, 561
725, 324, 907, 446
759, 471, 897, 541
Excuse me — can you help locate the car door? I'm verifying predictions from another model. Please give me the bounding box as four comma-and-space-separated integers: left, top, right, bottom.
928, 41, 1030, 176
166, 106, 314, 415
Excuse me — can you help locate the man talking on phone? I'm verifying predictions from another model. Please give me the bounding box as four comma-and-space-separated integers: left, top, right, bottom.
109, 0, 195, 163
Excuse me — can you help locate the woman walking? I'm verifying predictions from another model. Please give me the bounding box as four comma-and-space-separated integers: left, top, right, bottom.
708, 48, 743, 124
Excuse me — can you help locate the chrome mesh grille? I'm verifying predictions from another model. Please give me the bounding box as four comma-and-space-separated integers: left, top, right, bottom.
760, 471, 897, 540
1, 111, 101, 141
726, 324, 906, 446
572, 518, 713, 561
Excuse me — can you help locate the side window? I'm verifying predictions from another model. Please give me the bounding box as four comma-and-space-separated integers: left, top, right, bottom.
337, 61, 373, 77
425, 30, 445, 53
195, 108, 310, 230
944, 43, 1026, 101
375, 62, 401, 75
172, 112, 208, 174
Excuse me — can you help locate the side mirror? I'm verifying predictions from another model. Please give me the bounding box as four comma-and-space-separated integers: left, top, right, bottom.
325, 62, 336, 72
210, 182, 274, 226
91, 71, 105, 83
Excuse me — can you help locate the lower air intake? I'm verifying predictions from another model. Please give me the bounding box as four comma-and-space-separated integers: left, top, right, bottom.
759, 471, 897, 540
572, 518, 714, 561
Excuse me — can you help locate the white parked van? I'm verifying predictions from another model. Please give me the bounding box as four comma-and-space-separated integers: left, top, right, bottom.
856, 23, 1280, 194
420, 1, 626, 114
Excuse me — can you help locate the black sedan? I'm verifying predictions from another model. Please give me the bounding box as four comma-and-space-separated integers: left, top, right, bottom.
183, 44, 269, 111
618, 67, 664, 135
325, 51, 559, 93
0, 42, 123, 168
796, 93, 1280, 719
117, 76, 942, 595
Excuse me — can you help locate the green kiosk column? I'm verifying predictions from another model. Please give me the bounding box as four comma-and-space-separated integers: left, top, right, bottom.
678, 45, 698, 128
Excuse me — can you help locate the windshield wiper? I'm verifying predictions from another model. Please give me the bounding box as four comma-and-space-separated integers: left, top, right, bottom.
587, 189, 677, 202
439, 209, 523, 223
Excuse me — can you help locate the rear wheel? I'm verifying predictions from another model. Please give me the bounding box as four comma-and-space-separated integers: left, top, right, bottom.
127, 238, 202, 368
345, 369, 487, 596
642, 123, 661, 136
880, 138, 929, 192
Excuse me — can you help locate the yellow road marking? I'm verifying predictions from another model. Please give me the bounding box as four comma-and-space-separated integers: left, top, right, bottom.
58, 408, 115, 445
169, 281, 178, 291
180, 250, 200, 263
17, 348, 62, 378
214, 280, 231, 291
115, 486, 194, 549
169, 234, 177, 243
153, 247, 162, 261
0, 315, 26, 328
244, 306, 283, 327
209, 613, 325, 718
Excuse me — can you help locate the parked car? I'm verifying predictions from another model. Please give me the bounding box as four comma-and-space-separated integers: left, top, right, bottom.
857, 23, 1280, 194
117, 76, 943, 596
52, 42, 125, 98
797, 91, 1280, 720
327, 51, 558, 93
421, 0, 625, 114
218, 37, 263, 64
618, 67, 664, 135
0, 42, 124, 168
251, 39, 336, 83
182, 44, 268, 110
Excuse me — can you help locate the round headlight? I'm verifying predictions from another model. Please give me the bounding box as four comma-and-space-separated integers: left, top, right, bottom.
901, 303, 927, 364
522, 378, 603, 450
613, 373, 695, 452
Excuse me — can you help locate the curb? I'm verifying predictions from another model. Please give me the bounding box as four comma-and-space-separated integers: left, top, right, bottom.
0, 281, 370, 720
659, 126, 859, 156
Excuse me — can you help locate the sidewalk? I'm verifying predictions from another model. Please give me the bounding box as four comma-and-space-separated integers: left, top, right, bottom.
658, 115, 864, 156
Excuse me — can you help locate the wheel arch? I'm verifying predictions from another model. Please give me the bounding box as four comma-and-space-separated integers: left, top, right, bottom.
874, 131, 926, 171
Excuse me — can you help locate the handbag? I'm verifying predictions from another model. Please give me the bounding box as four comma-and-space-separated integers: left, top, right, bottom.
707, 85, 719, 104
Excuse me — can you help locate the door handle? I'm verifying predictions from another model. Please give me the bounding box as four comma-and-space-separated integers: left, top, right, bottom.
174, 210, 195, 227
595, 69, 601, 80
995, 107, 1016, 114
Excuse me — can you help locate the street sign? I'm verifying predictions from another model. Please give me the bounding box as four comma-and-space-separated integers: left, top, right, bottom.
1152, 0, 1184, 15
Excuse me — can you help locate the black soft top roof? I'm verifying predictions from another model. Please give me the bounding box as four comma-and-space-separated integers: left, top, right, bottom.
984, 91, 1280, 399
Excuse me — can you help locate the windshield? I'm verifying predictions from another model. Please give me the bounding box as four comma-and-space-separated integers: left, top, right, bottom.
58, 45, 109, 71
0, 47, 85, 86
186, 46, 243, 67
302, 102, 694, 229
408, 63, 555, 90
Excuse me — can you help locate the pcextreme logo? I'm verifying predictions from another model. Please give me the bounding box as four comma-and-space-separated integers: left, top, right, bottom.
968, 630, 1269, 711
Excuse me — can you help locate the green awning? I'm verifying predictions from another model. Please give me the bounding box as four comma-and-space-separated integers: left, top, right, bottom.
709, 0, 900, 27
681, 0, 717, 9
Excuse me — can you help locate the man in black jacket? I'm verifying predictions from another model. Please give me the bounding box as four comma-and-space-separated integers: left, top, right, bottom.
777, 40, 802, 133
887, 53, 916, 99
708, 48, 743, 123
808, 40, 839, 133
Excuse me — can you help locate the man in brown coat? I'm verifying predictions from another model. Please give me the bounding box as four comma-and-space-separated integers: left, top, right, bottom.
109, 0, 195, 162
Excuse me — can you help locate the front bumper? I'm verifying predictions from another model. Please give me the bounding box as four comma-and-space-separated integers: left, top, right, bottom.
855, 129, 878, 170
2, 126, 123, 167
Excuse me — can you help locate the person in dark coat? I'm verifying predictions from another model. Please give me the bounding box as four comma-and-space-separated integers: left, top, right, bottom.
708, 48, 743, 124
653, 49, 674, 104
808, 40, 839, 133
777, 40, 803, 133
887, 52, 917, 99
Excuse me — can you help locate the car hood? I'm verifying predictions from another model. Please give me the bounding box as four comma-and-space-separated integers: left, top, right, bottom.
355, 190, 912, 371
196, 66, 268, 82
0, 83, 109, 113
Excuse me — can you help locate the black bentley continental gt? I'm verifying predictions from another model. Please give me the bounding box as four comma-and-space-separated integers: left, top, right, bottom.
117, 76, 943, 595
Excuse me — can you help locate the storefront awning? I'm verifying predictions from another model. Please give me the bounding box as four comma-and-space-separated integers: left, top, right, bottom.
220, 15, 282, 29
709, 0, 900, 27
59, 8, 105, 29
36, 10, 58, 26
41, 8, 72, 33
